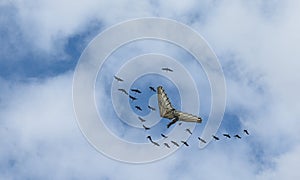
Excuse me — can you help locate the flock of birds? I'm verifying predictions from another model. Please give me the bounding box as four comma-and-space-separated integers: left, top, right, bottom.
113, 67, 250, 148
142, 129, 250, 148
114, 67, 173, 131
146, 129, 250, 148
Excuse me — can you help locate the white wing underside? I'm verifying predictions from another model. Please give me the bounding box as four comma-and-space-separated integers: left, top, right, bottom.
157, 86, 202, 123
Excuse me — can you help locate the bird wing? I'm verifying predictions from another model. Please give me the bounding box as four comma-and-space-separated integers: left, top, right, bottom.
148, 106, 156, 111
157, 86, 175, 119
174, 110, 202, 123
171, 141, 179, 146
153, 142, 160, 146
162, 68, 173, 72
114, 76, 123, 81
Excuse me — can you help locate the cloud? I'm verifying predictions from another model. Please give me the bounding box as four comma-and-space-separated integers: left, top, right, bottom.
258, 144, 300, 180
195, 0, 300, 178
1, 0, 300, 179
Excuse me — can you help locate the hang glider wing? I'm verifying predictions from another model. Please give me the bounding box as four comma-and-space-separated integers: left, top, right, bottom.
157, 86, 175, 119
157, 86, 202, 123
174, 110, 202, 123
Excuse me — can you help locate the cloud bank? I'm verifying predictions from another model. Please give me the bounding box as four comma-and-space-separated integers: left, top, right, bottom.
1, 0, 300, 179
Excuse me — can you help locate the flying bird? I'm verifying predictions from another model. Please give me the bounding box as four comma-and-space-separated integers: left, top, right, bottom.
161, 133, 168, 138
138, 116, 146, 122
234, 134, 241, 139
161, 67, 173, 72
131, 88, 141, 93
185, 128, 192, 135
166, 118, 179, 128
212, 135, 220, 140
171, 141, 179, 147
223, 133, 231, 138
157, 86, 202, 128
148, 105, 156, 111
149, 86, 156, 92
147, 136, 159, 146
181, 141, 189, 147
135, 106, 142, 111
143, 125, 150, 130
244, 129, 249, 135
147, 135, 153, 142
129, 95, 137, 101
114, 75, 124, 82
198, 137, 207, 143
118, 88, 128, 95
164, 143, 170, 148
152, 141, 160, 147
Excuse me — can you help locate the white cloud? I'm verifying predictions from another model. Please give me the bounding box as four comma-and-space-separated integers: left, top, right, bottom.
258, 145, 300, 180
1, 0, 300, 179
7, 0, 155, 54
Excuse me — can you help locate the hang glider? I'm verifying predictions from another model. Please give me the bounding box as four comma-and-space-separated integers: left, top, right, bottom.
157, 86, 202, 128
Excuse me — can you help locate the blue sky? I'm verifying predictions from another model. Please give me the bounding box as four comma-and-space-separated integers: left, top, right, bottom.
1, 0, 300, 179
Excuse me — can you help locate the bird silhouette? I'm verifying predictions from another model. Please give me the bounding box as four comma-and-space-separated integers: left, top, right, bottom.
223, 133, 231, 138
143, 125, 150, 130
161, 67, 173, 72
131, 88, 141, 93
167, 117, 179, 128
147, 136, 159, 146
149, 86, 156, 92
198, 137, 207, 143
129, 95, 137, 101
212, 135, 220, 140
244, 129, 249, 135
171, 141, 179, 147
164, 143, 170, 148
161, 133, 168, 138
181, 141, 189, 147
147, 136, 153, 141
148, 105, 156, 111
152, 142, 160, 146
234, 134, 241, 139
118, 88, 128, 95
135, 106, 142, 111
185, 128, 192, 135
114, 75, 124, 82
138, 116, 146, 122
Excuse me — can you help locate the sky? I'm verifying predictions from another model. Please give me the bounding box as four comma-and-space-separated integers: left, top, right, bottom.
1, 0, 300, 179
